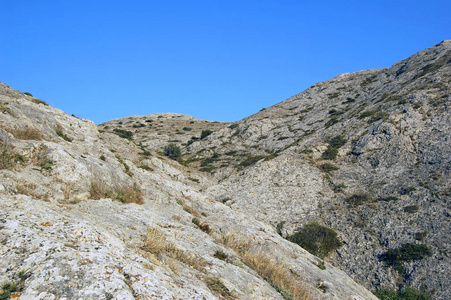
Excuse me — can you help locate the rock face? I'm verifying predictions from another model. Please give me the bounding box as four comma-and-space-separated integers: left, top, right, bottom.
0, 85, 376, 299
1, 40, 450, 299
101, 41, 450, 299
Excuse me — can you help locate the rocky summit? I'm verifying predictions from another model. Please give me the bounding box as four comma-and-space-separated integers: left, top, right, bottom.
1, 41, 450, 299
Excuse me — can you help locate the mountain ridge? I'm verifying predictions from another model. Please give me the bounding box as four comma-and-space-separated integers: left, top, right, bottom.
0, 40, 449, 299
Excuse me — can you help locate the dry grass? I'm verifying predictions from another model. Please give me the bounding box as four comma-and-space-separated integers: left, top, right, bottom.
221, 233, 313, 300
144, 227, 168, 254
143, 226, 207, 272
182, 203, 202, 217
10, 127, 43, 140
90, 178, 144, 204
15, 181, 49, 201
204, 277, 235, 299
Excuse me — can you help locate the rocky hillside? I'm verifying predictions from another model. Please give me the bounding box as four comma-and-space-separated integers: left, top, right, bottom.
107, 40, 451, 299
0, 86, 377, 298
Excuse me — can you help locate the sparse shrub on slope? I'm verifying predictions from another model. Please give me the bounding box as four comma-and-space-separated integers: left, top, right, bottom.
287, 222, 342, 259
200, 129, 213, 139
378, 243, 431, 274
164, 144, 181, 160
113, 128, 133, 140
373, 287, 432, 300
322, 135, 347, 160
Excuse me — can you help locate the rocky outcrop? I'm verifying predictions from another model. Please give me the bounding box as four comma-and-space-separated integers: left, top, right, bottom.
107, 40, 451, 299
0, 84, 377, 299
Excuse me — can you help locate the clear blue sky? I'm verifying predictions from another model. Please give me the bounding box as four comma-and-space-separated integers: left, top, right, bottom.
1, 1, 449, 124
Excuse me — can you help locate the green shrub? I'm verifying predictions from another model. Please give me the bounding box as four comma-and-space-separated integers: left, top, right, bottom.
415, 231, 428, 241
373, 287, 432, 300
239, 155, 266, 167
329, 135, 347, 148
319, 163, 339, 172
213, 250, 228, 261
164, 144, 181, 160
115, 154, 131, 176
321, 147, 338, 160
403, 205, 418, 213
358, 110, 377, 119
379, 243, 431, 274
287, 222, 342, 258
322, 135, 347, 159
228, 124, 239, 129
139, 165, 153, 171
200, 129, 213, 139
113, 128, 133, 140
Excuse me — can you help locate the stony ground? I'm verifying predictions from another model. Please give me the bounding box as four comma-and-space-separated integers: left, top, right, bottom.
105, 40, 451, 299
0, 82, 377, 299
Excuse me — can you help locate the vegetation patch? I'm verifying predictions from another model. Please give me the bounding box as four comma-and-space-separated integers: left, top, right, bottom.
222, 233, 312, 299
200, 129, 213, 139
164, 144, 181, 160
287, 222, 343, 259
322, 135, 346, 160
379, 243, 432, 274
192, 218, 211, 233
90, 179, 143, 204
0, 142, 25, 170
113, 128, 133, 140
204, 277, 235, 299
115, 154, 132, 176
346, 193, 373, 207
56, 124, 72, 142
213, 250, 228, 261
139, 165, 153, 171
403, 205, 419, 213
10, 127, 43, 140
373, 288, 431, 300
239, 154, 266, 167
319, 163, 339, 173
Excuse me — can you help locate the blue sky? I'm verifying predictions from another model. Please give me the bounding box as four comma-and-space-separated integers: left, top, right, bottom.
0, 1, 449, 124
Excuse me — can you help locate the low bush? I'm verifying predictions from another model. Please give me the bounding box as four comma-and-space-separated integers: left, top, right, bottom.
164, 144, 181, 160
403, 205, 419, 213
113, 128, 133, 140
319, 163, 339, 172
379, 243, 431, 274
287, 222, 342, 259
239, 154, 266, 167
322, 135, 346, 160
373, 287, 432, 300
200, 129, 213, 139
